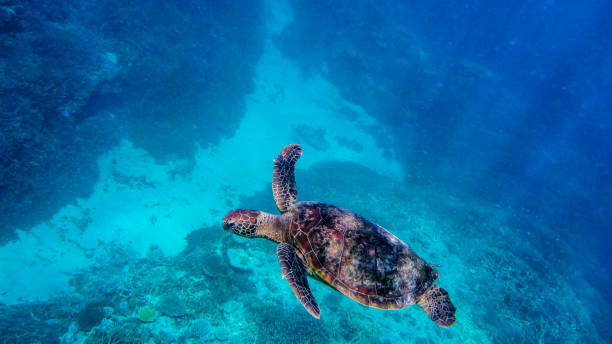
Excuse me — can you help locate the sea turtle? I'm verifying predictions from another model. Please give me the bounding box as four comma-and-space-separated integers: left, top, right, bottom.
222, 144, 456, 327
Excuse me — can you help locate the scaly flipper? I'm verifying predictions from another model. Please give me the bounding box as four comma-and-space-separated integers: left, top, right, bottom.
272, 144, 302, 213
277, 243, 320, 318
417, 285, 456, 327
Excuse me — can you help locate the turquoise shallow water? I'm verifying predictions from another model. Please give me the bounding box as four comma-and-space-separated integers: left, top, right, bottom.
0, 0, 610, 343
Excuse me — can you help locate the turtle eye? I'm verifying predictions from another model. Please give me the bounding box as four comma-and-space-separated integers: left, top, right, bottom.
222, 215, 236, 231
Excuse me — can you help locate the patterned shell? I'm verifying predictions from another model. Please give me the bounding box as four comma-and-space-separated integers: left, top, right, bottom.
289, 201, 439, 309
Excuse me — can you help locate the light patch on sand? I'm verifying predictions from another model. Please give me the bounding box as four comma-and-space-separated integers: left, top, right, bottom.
0, 0, 402, 304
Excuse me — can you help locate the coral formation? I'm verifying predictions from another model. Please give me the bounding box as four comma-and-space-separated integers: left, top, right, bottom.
0, 0, 264, 240
157, 293, 187, 318
77, 302, 106, 331
0, 170, 609, 343
137, 307, 158, 323
184, 318, 211, 339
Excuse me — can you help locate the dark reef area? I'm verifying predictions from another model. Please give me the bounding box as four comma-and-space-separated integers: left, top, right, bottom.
0, 0, 264, 240
274, 0, 612, 273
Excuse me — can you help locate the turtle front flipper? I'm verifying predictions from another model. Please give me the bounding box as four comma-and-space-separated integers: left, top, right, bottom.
417, 285, 456, 327
277, 243, 320, 318
273, 144, 302, 213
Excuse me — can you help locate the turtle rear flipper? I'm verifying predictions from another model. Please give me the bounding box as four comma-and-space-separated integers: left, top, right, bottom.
417, 285, 456, 327
273, 144, 302, 213
277, 243, 320, 318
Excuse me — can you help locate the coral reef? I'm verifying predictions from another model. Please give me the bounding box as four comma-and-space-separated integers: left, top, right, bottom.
291, 124, 329, 151
184, 318, 211, 341
83, 320, 151, 344
0, 155, 606, 343
157, 293, 187, 318
136, 307, 158, 323
275, 0, 611, 271
77, 302, 106, 331
0, 0, 264, 241
0, 2, 609, 343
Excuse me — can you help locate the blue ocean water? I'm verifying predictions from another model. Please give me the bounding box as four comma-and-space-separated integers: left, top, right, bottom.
0, 0, 610, 343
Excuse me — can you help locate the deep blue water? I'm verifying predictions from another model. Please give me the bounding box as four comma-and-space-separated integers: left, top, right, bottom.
0, 0, 610, 343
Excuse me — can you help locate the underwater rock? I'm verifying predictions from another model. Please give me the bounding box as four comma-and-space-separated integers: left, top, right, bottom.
226, 248, 252, 272
229, 234, 250, 246
214, 326, 230, 342
184, 226, 224, 253
292, 124, 329, 151
201, 252, 227, 277
220, 300, 244, 316
335, 135, 363, 152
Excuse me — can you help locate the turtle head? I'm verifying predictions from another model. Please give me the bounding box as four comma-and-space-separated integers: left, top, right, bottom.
222, 209, 261, 238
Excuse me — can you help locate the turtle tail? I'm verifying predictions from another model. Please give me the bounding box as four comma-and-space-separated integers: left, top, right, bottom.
417, 285, 456, 328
